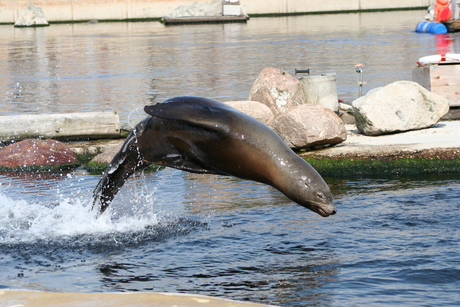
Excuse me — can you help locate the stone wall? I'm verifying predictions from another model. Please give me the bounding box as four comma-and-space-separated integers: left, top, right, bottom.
0, 0, 432, 24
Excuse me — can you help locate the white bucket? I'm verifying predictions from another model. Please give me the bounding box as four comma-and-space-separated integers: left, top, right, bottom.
300, 73, 338, 111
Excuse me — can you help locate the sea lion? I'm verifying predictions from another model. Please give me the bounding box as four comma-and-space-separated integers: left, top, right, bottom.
92, 96, 336, 217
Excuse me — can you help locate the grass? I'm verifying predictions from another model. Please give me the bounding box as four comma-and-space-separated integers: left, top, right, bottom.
0, 153, 162, 174
0, 163, 78, 173
304, 157, 460, 177
1, 152, 458, 177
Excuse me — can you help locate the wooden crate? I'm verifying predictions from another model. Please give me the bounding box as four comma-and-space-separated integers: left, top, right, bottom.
412, 64, 460, 107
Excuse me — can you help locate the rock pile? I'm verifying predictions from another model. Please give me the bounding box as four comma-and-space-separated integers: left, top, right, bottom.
94, 70, 454, 163
243, 67, 346, 149
166, 0, 222, 17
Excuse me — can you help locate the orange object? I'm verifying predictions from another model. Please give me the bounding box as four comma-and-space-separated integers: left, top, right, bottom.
435, 0, 452, 21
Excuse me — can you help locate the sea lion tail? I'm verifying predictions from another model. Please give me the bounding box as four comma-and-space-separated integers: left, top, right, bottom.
92, 132, 150, 217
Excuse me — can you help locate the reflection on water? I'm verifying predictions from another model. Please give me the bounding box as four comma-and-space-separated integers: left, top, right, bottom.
2, 10, 459, 124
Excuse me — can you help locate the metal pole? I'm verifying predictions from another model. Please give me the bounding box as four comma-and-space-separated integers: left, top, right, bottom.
355, 64, 364, 97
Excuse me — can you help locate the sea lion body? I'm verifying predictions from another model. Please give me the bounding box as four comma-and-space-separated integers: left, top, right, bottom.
93, 96, 336, 217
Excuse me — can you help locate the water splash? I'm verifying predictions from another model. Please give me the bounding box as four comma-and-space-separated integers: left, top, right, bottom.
0, 192, 159, 245
127, 106, 146, 129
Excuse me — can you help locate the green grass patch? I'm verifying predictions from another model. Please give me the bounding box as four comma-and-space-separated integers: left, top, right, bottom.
304, 157, 460, 177
0, 154, 91, 173
0, 153, 164, 175
0, 163, 79, 173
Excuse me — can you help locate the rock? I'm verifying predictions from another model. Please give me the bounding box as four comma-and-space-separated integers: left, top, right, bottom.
270, 105, 347, 150
14, 1, 49, 27
352, 81, 450, 136
338, 111, 356, 125
249, 67, 305, 115
166, 0, 222, 17
224, 100, 274, 125
338, 102, 356, 124
339, 102, 353, 112
91, 142, 123, 164
0, 139, 76, 168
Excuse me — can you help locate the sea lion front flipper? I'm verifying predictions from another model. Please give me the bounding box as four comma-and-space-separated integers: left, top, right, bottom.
151, 153, 226, 175
144, 96, 232, 134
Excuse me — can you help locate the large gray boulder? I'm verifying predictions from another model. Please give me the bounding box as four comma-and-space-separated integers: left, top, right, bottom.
249, 67, 305, 115
270, 105, 347, 150
352, 81, 450, 136
14, 1, 49, 27
224, 100, 274, 125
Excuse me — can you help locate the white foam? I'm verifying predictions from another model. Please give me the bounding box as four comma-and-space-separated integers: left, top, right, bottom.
0, 192, 159, 244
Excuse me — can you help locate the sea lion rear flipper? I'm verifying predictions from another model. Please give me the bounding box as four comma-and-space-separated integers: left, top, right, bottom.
92, 129, 151, 216
144, 96, 232, 134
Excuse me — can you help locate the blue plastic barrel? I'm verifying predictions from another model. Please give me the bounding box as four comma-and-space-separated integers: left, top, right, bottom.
415, 21, 430, 32
415, 21, 447, 34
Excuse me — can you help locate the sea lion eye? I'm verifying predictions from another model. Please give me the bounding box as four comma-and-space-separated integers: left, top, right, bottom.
317, 191, 325, 199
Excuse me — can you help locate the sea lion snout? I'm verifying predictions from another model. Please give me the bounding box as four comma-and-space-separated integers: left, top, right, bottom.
318, 190, 336, 216
310, 201, 336, 217
303, 189, 336, 217
324, 205, 337, 216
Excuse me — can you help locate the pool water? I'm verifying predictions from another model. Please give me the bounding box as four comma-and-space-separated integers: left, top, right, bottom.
0, 171, 459, 306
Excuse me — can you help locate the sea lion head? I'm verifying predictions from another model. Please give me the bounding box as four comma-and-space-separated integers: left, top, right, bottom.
300, 175, 336, 217
269, 155, 336, 217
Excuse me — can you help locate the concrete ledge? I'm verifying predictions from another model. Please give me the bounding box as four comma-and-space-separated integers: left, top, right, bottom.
64, 120, 460, 159
301, 121, 460, 159
0, 112, 121, 144
0, 289, 276, 307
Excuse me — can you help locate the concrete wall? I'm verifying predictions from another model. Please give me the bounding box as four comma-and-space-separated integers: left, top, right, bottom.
0, 0, 432, 24
244, 0, 432, 15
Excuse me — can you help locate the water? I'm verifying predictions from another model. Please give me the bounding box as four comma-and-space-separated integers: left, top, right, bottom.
0, 171, 459, 306
2, 10, 460, 122
0, 10, 460, 307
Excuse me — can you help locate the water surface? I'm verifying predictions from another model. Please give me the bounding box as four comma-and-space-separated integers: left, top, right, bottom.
2, 10, 458, 122
0, 171, 459, 306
